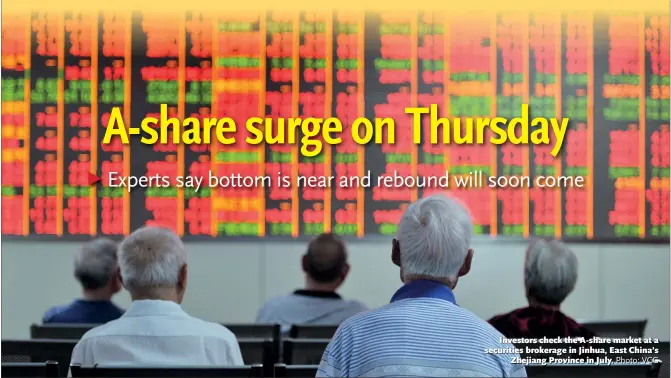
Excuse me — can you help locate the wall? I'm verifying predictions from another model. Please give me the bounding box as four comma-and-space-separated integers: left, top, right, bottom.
1, 240, 669, 339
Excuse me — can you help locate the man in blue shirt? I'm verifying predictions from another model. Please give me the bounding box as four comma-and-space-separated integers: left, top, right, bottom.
318, 195, 527, 377
43, 238, 124, 323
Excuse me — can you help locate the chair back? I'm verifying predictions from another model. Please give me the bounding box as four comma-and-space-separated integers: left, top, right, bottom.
30, 324, 99, 340
224, 324, 281, 368
70, 365, 263, 377
237, 338, 277, 377
526, 363, 660, 377
273, 363, 319, 377
1, 361, 59, 377
582, 320, 648, 338
223, 324, 280, 340
655, 341, 669, 378
282, 339, 330, 365
289, 325, 338, 339
2, 339, 77, 377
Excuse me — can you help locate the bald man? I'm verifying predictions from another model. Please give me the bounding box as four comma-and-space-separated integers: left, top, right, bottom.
256, 233, 368, 332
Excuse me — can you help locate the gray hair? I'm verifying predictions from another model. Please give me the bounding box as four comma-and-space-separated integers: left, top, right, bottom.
74, 238, 119, 290
118, 227, 187, 292
524, 240, 578, 305
396, 194, 473, 282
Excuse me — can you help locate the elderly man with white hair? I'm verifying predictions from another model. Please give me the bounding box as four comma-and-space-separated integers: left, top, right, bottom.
70, 227, 243, 367
317, 195, 526, 377
489, 239, 596, 339
43, 238, 124, 323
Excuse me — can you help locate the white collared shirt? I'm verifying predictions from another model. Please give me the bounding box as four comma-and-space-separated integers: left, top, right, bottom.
70, 300, 244, 367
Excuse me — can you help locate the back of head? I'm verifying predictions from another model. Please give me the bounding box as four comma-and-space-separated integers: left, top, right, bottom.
75, 238, 119, 290
304, 233, 348, 283
524, 239, 578, 305
397, 194, 473, 282
118, 227, 186, 295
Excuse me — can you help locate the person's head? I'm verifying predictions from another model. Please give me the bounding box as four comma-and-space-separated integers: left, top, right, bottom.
74, 238, 122, 299
392, 194, 474, 289
301, 233, 350, 291
117, 227, 188, 303
524, 239, 578, 308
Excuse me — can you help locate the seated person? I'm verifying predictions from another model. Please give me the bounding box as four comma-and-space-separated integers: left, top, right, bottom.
317, 195, 526, 377
70, 227, 243, 366
489, 239, 596, 339
256, 233, 367, 332
43, 238, 124, 324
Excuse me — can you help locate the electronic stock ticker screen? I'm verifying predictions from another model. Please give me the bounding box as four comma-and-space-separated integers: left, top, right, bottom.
1, 11, 669, 242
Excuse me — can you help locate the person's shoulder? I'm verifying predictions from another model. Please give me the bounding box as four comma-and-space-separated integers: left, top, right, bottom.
185, 317, 238, 342
324, 310, 374, 350
42, 304, 70, 323
256, 294, 294, 320
260, 294, 295, 309
344, 299, 369, 312
416, 302, 512, 348
451, 305, 505, 333
71, 320, 121, 363
456, 313, 521, 368
562, 313, 597, 338
78, 318, 124, 340
334, 301, 398, 332
488, 307, 525, 325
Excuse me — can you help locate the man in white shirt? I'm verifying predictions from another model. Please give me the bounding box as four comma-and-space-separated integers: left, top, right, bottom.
70, 226, 243, 367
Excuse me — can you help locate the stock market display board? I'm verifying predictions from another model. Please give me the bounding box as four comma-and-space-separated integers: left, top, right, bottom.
1, 11, 669, 242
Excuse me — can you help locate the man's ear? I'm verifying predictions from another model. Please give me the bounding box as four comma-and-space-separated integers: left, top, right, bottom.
178, 263, 188, 290
458, 249, 474, 277
111, 268, 122, 293
301, 254, 309, 273
391, 239, 401, 267
116, 267, 124, 288
341, 263, 350, 281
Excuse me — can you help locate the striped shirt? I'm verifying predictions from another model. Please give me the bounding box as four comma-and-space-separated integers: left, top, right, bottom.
317, 280, 527, 377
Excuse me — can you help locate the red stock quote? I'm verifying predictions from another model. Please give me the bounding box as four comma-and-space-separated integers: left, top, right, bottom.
1, 11, 669, 241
